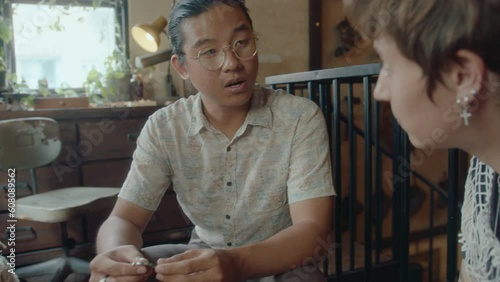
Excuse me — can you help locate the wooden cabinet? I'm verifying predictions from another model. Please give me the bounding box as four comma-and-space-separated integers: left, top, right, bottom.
77, 119, 144, 161
0, 106, 193, 266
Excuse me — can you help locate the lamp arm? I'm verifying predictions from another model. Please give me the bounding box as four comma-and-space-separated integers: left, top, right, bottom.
135, 49, 173, 68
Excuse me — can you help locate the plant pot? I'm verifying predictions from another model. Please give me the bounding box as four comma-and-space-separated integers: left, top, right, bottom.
0, 70, 6, 92
106, 74, 132, 102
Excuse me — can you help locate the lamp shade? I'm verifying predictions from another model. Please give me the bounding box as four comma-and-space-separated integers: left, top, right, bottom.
131, 16, 167, 52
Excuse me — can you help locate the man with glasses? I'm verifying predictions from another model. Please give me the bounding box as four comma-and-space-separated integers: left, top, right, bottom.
90, 0, 335, 281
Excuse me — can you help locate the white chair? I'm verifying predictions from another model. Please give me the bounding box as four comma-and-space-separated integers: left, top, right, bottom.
0, 117, 120, 282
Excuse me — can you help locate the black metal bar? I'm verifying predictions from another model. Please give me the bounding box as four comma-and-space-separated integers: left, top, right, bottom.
363, 76, 373, 281
307, 82, 314, 101
373, 100, 383, 264
447, 149, 459, 282
286, 83, 296, 95
318, 79, 331, 278
347, 83, 357, 271
400, 132, 410, 282
333, 79, 343, 281
319, 81, 328, 275
319, 83, 332, 140
392, 120, 402, 264
429, 189, 435, 282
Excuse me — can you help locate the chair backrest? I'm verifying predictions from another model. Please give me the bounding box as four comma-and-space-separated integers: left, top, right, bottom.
0, 117, 61, 171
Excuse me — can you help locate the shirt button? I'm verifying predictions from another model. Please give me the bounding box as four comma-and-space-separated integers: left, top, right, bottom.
227, 242, 232, 247
227, 182, 232, 186
225, 215, 231, 219
227, 147, 231, 152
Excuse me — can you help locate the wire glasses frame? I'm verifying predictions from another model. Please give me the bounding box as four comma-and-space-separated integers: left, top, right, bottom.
185, 35, 258, 71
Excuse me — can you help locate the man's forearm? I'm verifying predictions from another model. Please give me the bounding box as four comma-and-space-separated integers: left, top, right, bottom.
229, 220, 331, 280
96, 216, 144, 254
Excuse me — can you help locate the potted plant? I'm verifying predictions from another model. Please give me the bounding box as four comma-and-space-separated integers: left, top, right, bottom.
84, 48, 133, 103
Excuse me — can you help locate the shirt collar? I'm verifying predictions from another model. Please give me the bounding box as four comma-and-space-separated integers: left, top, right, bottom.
187, 84, 272, 137
188, 93, 206, 137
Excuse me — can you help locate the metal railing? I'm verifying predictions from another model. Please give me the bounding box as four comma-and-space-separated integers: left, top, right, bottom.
266, 63, 462, 282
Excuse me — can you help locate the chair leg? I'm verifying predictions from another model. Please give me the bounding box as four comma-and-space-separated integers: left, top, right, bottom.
17, 222, 90, 281
50, 260, 72, 282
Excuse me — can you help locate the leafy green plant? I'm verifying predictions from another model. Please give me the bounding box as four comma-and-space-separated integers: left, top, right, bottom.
80, 0, 133, 102
84, 48, 133, 102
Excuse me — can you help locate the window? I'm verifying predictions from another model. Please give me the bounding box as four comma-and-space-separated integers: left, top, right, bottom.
5, 0, 128, 90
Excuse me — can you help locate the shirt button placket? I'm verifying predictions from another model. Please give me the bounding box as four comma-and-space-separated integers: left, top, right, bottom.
224, 142, 235, 249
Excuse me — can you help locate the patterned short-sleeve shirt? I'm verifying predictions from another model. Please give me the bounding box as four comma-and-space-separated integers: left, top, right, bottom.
119, 84, 336, 248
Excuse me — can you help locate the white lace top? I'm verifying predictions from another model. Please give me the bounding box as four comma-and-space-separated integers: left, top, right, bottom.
459, 157, 500, 281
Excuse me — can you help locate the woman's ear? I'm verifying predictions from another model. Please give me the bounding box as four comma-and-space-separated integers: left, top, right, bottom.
171, 54, 190, 80
453, 50, 486, 94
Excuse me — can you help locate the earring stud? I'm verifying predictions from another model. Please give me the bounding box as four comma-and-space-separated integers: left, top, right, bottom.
457, 88, 477, 126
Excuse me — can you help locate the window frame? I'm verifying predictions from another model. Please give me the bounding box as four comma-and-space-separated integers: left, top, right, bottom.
1, 0, 129, 93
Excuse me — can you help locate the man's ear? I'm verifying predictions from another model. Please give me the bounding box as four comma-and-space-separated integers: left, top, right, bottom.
171, 54, 190, 80
453, 50, 486, 94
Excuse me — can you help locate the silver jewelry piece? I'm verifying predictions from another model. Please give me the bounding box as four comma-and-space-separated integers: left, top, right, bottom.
457, 88, 477, 126
132, 260, 156, 267
132, 257, 155, 267
99, 275, 109, 282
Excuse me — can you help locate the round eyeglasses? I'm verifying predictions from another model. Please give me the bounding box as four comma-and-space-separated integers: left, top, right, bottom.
186, 36, 258, 71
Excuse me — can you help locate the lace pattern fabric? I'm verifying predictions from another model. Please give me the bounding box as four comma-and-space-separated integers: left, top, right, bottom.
459, 157, 500, 281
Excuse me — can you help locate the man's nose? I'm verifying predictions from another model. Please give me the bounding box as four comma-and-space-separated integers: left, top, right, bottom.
221, 47, 242, 72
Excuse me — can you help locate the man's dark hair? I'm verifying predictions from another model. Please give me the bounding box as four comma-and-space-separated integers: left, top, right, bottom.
168, 0, 253, 55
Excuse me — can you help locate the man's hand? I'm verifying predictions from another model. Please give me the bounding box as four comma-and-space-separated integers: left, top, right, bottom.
154, 249, 244, 282
89, 245, 154, 282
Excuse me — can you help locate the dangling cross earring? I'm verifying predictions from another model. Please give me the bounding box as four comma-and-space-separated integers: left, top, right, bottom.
456, 89, 477, 126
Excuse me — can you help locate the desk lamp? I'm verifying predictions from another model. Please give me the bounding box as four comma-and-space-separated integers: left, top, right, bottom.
131, 16, 177, 98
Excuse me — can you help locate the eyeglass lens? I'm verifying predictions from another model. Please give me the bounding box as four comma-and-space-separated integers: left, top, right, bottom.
198, 37, 257, 70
